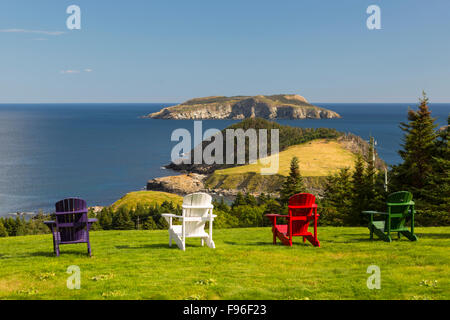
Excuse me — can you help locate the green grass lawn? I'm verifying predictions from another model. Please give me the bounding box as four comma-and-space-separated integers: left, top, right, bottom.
0, 227, 448, 300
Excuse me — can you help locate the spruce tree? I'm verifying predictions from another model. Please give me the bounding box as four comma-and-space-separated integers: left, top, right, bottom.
323, 168, 353, 225
98, 208, 113, 230
257, 193, 269, 205
143, 217, 158, 230
4, 217, 16, 236
244, 193, 257, 206
232, 192, 246, 208
0, 219, 8, 237
214, 198, 231, 212
112, 208, 134, 230
350, 154, 366, 225
428, 116, 450, 215
15, 216, 27, 236
364, 136, 379, 208
393, 92, 437, 198
280, 156, 306, 204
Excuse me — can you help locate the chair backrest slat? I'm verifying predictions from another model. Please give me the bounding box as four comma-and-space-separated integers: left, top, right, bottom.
183, 193, 212, 236
386, 191, 413, 230
55, 198, 88, 242
183, 193, 212, 218
288, 193, 316, 235
289, 193, 315, 216
387, 191, 413, 213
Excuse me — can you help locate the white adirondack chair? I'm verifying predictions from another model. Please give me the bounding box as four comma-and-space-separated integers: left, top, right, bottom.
162, 193, 216, 251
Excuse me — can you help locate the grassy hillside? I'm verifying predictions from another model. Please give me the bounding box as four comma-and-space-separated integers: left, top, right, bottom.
205, 139, 357, 193
216, 139, 357, 177
0, 227, 448, 300
111, 191, 183, 211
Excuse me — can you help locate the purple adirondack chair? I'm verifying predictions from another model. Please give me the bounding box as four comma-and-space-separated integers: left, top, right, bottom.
44, 198, 97, 257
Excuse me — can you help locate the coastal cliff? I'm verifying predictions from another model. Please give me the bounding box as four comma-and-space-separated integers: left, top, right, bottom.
144, 94, 340, 120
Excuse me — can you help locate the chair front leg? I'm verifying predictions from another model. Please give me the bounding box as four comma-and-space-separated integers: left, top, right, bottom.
387, 207, 391, 238
52, 233, 57, 254
48, 226, 56, 254
55, 231, 60, 257
369, 213, 374, 240
182, 218, 186, 249
87, 240, 92, 257
288, 217, 293, 245
209, 209, 213, 240
314, 207, 318, 241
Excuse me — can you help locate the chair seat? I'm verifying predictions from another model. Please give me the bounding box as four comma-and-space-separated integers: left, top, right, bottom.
60, 239, 88, 244
170, 225, 209, 238
274, 224, 312, 237
372, 221, 386, 231
371, 220, 410, 233
275, 224, 288, 234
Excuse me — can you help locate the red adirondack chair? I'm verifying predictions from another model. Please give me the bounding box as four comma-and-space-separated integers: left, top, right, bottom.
266, 193, 320, 247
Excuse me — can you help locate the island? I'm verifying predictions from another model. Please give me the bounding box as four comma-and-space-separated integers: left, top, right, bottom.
144, 94, 341, 120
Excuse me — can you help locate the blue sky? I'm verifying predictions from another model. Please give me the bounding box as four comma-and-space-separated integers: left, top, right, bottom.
0, 0, 449, 103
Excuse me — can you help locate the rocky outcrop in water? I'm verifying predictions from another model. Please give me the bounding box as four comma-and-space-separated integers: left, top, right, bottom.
146, 173, 207, 195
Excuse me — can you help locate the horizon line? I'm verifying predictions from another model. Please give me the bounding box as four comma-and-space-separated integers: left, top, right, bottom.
0, 101, 449, 105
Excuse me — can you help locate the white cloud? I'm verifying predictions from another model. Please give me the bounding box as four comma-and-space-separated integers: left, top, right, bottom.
60, 70, 80, 74
60, 69, 94, 74
0, 29, 65, 36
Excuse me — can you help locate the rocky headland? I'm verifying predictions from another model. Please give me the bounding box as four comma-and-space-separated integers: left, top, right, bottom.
144, 94, 340, 120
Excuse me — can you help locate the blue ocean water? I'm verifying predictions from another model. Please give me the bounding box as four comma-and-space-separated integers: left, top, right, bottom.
0, 103, 448, 216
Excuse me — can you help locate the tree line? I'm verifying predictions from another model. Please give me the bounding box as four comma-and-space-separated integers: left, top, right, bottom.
321, 92, 449, 226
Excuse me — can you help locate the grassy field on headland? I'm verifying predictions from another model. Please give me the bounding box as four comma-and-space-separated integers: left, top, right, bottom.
205, 139, 358, 192
215, 139, 357, 177
0, 227, 448, 300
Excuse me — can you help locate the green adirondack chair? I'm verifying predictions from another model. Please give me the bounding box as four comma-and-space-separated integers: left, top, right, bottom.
362, 191, 418, 242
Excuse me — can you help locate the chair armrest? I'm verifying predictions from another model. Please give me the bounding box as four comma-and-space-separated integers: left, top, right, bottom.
265, 214, 288, 226
289, 204, 318, 209
161, 213, 183, 219
176, 214, 218, 222
88, 218, 98, 223
182, 204, 214, 209
387, 201, 415, 206
362, 211, 388, 215
43, 221, 56, 232
265, 214, 287, 218
161, 214, 183, 226
55, 210, 88, 215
